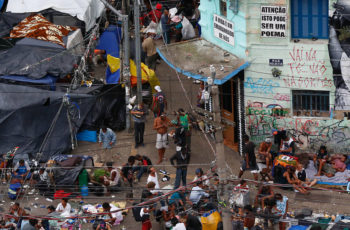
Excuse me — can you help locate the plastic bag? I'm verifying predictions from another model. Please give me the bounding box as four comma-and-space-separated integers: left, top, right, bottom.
181, 17, 195, 40
201, 210, 222, 230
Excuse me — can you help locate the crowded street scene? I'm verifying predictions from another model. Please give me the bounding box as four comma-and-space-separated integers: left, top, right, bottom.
1, 0, 350, 229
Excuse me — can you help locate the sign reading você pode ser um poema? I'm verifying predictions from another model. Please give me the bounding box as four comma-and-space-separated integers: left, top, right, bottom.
213, 14, 234, 46
261, 5, 287, 38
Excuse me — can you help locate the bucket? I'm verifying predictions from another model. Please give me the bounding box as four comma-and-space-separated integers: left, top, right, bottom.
81, 185, 88, 197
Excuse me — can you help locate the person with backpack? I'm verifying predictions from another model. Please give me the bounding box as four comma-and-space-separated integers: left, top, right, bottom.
152, 86, 167, 117
177, 108, 192, 153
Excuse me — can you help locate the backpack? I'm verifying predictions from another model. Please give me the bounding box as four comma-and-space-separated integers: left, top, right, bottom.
152, 93, 165, 113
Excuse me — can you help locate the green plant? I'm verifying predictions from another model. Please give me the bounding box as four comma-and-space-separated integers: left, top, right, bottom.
272, 67, 282, 78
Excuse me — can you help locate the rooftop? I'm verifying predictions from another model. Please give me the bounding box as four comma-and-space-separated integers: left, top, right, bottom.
157, 38, 248, 85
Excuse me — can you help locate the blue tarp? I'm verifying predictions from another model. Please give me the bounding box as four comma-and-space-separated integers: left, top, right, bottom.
0, 75, 57, 90
76, 130, 97, 142
96, 25, 121, 84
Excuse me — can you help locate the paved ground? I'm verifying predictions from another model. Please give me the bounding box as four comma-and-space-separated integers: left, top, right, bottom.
4, 48, 350, 229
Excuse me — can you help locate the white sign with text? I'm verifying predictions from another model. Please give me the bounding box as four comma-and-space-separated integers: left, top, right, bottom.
213, 14, 234, 46
261, 5, 287, 38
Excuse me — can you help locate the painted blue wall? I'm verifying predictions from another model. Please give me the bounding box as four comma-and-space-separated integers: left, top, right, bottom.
198, 0, 247, 58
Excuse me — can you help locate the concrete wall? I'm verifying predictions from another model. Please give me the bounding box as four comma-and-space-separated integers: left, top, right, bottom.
198, 0, 247, 58
243, 0, 342, 152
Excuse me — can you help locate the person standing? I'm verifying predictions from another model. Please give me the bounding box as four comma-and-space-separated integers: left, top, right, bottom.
153, 113, 171, 164
177, 108, 192, 153
152, 86, 167, 117
131, 103, 147, 148
161, 7, 170, 44
142, 29, 158, 71
98, 126, 117, 163
238, 134, 258, 181
170, 146, 190, 189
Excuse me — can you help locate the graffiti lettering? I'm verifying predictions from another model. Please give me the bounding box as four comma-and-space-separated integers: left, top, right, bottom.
273, 93, 290, 101
244, 77, 280, 94
246, 115, 350, 153
286, 46, 331, 89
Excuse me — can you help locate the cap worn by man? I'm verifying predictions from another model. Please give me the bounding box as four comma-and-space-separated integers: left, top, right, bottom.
154, 85, 162, 92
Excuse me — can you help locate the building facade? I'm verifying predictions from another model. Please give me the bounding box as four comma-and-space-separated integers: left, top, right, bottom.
197, 0, 350, 153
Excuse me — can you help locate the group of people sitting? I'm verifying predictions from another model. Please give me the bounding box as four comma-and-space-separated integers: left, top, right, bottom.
240, 131, 350, 195
135, 166, 219, 230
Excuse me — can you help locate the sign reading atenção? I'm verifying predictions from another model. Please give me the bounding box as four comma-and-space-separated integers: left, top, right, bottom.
261, 5, 287, 38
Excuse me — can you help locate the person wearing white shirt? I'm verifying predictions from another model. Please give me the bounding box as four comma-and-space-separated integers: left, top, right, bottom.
147, 167, 160, 194
192, 168, 210, 188
189, 181, 210, 205
56, 198, 71, 217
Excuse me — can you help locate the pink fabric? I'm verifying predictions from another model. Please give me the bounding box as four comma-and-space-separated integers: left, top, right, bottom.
333, 159, 346, 171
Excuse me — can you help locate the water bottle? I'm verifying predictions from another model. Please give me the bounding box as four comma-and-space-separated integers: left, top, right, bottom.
81, 185, 88, 197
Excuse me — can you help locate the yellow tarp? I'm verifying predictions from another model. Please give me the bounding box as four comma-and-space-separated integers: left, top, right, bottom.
107, 54, 121, 73
130, 59, 160, 94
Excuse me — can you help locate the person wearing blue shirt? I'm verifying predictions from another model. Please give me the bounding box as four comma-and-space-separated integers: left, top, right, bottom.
161, 7, 170, 44
98, 126, 117, 163
189, 181, 209, 205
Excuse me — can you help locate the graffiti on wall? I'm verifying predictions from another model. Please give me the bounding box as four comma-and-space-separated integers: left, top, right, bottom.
246, 114, 350, 152
244, 77, 280, 94
283, 46, 333, 89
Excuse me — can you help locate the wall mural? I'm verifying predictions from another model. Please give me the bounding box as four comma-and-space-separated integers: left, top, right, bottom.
329, 0, 350, 110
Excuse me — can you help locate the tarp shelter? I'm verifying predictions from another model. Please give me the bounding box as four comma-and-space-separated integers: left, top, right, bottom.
6, 0, 104, 31
0, 83, 96, 162
0, 75, 58, 90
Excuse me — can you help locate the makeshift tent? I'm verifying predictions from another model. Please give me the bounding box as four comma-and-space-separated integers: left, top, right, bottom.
0, 83, 96, 162
6, 0, 104, 31
0, 75, 57, 90
51, 155, 93, 188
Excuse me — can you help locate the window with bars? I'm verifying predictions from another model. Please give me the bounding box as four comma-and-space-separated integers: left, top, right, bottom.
220, 0, 227, 17
292, 90, 330, 117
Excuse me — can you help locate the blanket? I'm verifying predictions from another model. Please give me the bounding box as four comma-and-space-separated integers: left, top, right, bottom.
10, 14, 75, 47
305, 160, 350, 184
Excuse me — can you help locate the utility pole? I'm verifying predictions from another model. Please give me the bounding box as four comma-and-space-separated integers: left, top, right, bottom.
134, 0, 143, 104
99, 0, 131, 130
210, 66, 232, 230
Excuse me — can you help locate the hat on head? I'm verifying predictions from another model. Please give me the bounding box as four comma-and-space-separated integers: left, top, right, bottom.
195, 168, 203, 175
154, 85, 162, 92
156, 3, 162, 10
265, 137, 272, 143
171, 16, 181, 23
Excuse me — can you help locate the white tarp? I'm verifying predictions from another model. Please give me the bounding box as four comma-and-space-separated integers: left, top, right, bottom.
6, 0, 105, 31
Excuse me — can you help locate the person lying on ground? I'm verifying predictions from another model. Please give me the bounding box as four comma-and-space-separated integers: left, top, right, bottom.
296, 163, 317, 187
314, 153, 348, 177
13, 159, 31, 180
255, 185, 274, 209
258, 137, 273, 170
331, 154, 348, 172
283, 166, 309, 195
